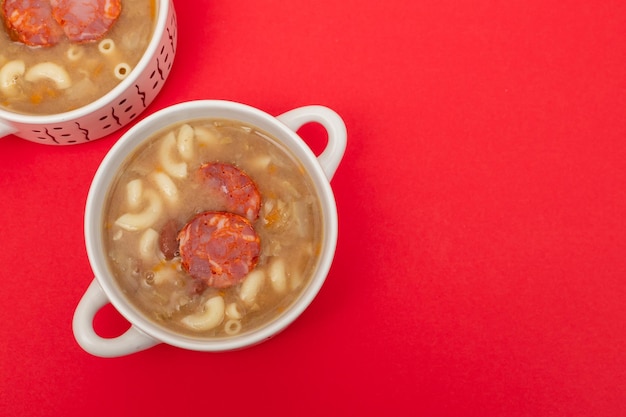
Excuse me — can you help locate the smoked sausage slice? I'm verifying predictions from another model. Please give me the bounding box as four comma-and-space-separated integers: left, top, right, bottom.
196, 162, 262, 223
50, 0, 122, 43
178, 211, 261, 289
2, 0, 64, 46
2, 0, 121, 46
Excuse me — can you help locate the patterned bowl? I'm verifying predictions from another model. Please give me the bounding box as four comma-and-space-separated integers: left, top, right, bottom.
0, 0, 177, 145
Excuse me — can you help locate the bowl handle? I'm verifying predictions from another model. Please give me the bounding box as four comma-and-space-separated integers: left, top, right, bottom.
72, 279, 159, 357
277, 106, 347, 180
0, 119, 17, 139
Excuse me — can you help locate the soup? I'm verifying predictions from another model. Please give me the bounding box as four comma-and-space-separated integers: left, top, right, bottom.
103, 119, 324, 338
0, 0, 156, 115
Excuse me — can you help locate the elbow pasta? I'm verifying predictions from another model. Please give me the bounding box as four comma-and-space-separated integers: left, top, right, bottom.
150, 172, 179, 205
225, 302, 244, 320
180, 296, 225, 331
176, 124, 195, 160
114, 63, 131, 80
224, 319, 242, 335
239, 269, 265, 307
193, 125, 220, 146
112, 229, 123, 241
98, 39, 116, 56
269, 258, 288, 294
115, 189, 163, 231
0, 60, 25, 96
66, 45, 84, 62
290, 269, 305, 291
138, 228, 160, 262
159, 131, 188, 178
250, 155, 272, 171
126, 179, 143, 209
151, 262, 179, 285
24, 62, 72, 89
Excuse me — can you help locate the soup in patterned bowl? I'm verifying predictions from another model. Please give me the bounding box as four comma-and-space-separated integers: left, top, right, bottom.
0, 0, 177, 144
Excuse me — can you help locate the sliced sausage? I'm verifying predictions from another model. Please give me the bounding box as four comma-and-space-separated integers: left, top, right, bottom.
2, 0, 64, 46
178, 211, 261, 289
50, 0, 121, 43
196, 162, 262, 223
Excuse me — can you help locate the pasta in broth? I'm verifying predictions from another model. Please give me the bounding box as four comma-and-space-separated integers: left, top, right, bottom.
0, 0, 156, 115
104, 119, 324, 338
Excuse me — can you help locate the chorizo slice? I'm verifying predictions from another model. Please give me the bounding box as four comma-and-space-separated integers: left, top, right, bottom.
50, 0, 121, 43
2, 0, 64, 46
178, 211, 261, 289
197, 162, 262, 223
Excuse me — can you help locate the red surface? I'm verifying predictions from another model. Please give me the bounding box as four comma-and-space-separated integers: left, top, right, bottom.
1, 0, 626, 415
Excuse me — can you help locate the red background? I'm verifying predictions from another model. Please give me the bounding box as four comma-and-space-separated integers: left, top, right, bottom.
1, 0, 626, 415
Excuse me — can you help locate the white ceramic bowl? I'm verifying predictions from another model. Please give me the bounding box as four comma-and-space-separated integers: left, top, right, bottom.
0, 0, 177, 145
72, 100, 347, 357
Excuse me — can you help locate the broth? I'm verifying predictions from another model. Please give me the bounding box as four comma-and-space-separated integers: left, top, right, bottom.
103, 119, 324, 338
0, 0, 156, 115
